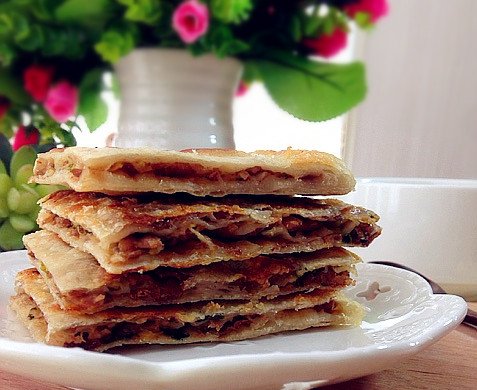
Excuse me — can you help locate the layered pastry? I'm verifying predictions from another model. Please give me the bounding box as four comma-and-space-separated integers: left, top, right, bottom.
11, 268, 363, 352
37, 190, 381, 273
25, 230, 360, 313
31, 147, 356, 196
10, 147, 380, 352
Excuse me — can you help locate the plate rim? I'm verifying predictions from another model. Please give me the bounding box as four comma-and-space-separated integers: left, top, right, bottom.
0, 250, 468, 388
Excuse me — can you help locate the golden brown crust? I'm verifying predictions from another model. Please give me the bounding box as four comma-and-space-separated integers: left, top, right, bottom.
24, 230, 359, 313
37, 191, 381, 273
10, 269, 364, 351
31, 147, 356, 196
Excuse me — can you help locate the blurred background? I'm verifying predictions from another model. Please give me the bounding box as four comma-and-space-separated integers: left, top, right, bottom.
78, 0, 477, 178
1, 0, 476, 169
240, 0, 477, 179
1, 0, 476, 254
345, 0, 477, 179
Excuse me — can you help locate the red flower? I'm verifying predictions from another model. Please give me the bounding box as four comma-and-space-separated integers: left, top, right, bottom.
302, 28, 348, 58
235, 80, 249, 97
345, 0, 389, 23
44, 81, 79, 123
0, 96, 10, 119
172, 0, 209, 44
23, 65, 54, 102
12, 126, 40, 151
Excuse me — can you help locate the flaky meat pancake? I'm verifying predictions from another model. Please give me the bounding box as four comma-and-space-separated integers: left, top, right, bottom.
10, 269, 364, 352
38, 191, 381, 273
25, 230, 360, 313
31, 147, 356, 196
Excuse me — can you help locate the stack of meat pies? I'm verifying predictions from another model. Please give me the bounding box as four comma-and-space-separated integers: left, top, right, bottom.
10, 148, 381, 352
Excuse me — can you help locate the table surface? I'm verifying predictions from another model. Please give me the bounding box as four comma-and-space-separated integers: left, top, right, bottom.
1, 302, 476, 390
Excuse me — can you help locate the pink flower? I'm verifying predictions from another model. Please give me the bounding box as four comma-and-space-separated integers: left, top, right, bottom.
44, 81, 78, 123
235, 80, 249, 97
172, 0, 209, 44
0, 96, 10, 119
23, 65, 54, 102
344, 0, 389, 23
302, 28, 348, 58
12, 126, 40, 151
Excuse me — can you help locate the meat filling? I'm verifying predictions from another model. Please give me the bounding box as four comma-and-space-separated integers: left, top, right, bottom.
64, 301, 340, 350
65, 264, 351, 312
107, 162, 303, 183
42, 211, 379, 260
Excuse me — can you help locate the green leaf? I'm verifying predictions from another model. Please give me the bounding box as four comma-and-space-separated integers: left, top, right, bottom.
301, 13, 323, 37
289, 15, 302, 42
0, 43, 15, 66
11, 12, 30, 43
355, 12, 373, 29
31, 0, 58, 21
38, 118, 77, 146
211, 0, 252, 24
79, 68, 105, 93
78, 69, 108, 131
253, 54, 367, 121
0, 133, 13, 171
0, 159, 6, 174
41, 27, 87, 59
0, 68, 30, 105
79, 91, 108, 131
94, 26, 137, 63
198, 24, 250, 57
0, 117, 14, 139
56, 129, 77, 147
55, 0, 113, 23
242, 61, 261, 83
0, 128, 13, 139
110, 73, 121, 99
16, 24, 45, 51
322, 17, 335, 35
0, 12, 14, 35
118, 0, 163, 25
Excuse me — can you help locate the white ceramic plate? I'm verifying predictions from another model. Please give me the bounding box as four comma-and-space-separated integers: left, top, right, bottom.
0, 250, 467, 390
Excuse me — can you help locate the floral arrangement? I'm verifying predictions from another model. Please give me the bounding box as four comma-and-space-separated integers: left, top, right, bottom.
0, 0, 388, 147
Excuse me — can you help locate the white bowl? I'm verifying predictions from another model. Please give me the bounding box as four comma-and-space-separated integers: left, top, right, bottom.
340, 178, 477, 300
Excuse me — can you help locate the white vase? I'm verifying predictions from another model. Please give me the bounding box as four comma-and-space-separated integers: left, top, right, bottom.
113, 48, 242, 150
